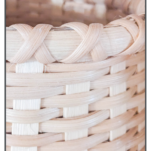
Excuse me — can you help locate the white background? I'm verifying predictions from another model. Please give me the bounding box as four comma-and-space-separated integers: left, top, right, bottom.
0, 0, 149, 150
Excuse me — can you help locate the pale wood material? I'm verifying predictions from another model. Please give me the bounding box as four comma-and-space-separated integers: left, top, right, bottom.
6, 0, 145, 150
6, 50, 145, 73
6, 111, 145, 150
129, 146, 138, 151
110, 125, 126, 142
109, 61, 127, 144
7, 87, 145, 112
137, 81, 145, 94
6, 26, 133, 63
6, 64, 144, 88
64, 82, 90, 151
6, 130, 145, 151
6, 128, 143, 151
138, 140, 145, 151
6, 15, 145, 64
11, 60, 43, 151
140, 147, 145, 151
137, 60, 145, 151
138, 121, 145, 132
137, 61, 145, 72
6, 108, 145, 134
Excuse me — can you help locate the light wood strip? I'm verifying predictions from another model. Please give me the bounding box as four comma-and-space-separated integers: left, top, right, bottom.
12, 60, 43, 151
6, 26, 133, 62
109, 61, 127, 143
64, 82, 90, 151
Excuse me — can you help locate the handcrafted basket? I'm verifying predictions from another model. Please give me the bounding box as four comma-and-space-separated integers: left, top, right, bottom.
6, 0, 145, 151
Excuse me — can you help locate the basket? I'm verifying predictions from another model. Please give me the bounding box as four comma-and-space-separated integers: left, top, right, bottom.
6, 0, 145, 151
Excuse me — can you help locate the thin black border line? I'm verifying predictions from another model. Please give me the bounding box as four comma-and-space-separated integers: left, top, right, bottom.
5, 0, 6, 150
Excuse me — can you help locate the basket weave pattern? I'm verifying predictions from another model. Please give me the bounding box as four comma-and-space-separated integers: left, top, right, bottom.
6, 0, 145, 151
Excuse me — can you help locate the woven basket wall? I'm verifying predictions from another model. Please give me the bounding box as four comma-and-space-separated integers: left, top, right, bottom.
6, 0, 145, 151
